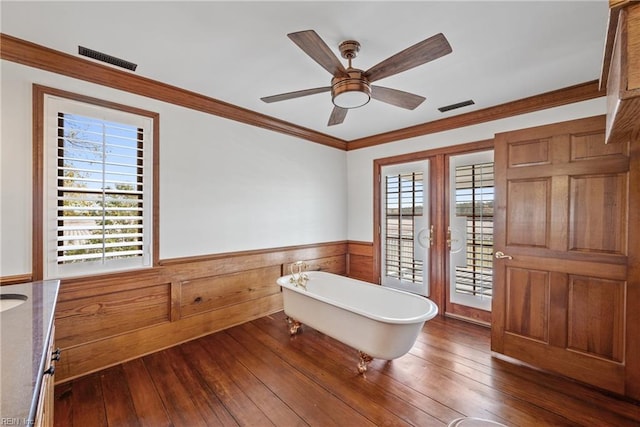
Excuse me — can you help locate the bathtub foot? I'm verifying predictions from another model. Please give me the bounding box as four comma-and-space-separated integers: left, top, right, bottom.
286, 317, 302, 335
357, 351, 373, 374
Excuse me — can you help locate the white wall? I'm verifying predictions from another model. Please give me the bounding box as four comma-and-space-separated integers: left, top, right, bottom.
346, 97, 607, 242
0, 57, 608, 277
0, 60, 347, 276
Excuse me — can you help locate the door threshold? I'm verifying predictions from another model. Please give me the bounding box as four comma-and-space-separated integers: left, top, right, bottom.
444, 312, 490, 328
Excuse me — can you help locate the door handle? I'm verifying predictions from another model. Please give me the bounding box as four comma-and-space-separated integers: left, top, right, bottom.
495, 251, 513, 260
429, 224, 434, 247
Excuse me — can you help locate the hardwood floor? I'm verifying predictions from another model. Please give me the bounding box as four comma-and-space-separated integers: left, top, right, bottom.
54, 311, 639, 426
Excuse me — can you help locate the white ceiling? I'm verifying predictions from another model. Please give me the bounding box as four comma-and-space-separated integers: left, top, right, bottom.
1, 1, 609, 141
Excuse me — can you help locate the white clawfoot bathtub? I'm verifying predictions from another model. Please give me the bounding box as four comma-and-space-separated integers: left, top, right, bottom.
276, 269, 438, 373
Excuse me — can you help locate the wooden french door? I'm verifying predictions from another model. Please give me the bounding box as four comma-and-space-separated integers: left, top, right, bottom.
492, 115, 630, 394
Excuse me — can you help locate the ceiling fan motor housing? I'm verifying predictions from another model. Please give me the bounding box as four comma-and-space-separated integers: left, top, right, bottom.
331, 69, 371, 109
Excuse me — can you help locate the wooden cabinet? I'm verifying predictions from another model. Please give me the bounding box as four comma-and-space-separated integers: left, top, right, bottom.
602, 0, 640, 401
604, 2, 640, 144
34, 325, 57, 427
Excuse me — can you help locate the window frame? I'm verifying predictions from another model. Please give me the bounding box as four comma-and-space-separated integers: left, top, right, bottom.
33, 85, 160, 280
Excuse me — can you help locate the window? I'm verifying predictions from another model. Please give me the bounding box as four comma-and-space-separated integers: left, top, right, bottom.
36, 87, 158, 279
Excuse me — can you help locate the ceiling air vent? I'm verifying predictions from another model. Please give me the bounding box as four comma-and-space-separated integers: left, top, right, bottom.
78, 46, 137, 71
438, 99, 475, 113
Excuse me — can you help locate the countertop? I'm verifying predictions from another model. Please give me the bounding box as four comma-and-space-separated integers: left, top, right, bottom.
0, 280, 60, 424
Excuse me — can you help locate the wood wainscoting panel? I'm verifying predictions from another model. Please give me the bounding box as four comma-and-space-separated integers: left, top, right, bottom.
55, 283, 171, 349
181, 266, 281, 318
53, 241, 348, 382
347, 241, 375, 283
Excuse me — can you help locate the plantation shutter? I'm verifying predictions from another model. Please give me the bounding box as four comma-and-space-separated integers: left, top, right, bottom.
44, 94, 154, 279
453, 162, 494, 299
384, 172, 424, 284
56, 113, 145, 263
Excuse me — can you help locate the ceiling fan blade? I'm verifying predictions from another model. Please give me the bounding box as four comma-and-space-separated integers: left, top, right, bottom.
288, 30, 348, 77
261, 86, 331, 103
371, 86, 426, 110
328, 106, 348, 126
364, 33, 452, 83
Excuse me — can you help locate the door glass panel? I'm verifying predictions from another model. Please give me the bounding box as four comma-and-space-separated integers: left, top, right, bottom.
381, 161, 429, 296
449, 151, 494, 310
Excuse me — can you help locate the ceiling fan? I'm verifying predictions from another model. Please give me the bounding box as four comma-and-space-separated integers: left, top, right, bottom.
261, 30, 452, 126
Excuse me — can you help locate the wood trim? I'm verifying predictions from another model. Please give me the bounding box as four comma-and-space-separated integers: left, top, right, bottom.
32, 86, 45, 280
445, 305, 491, 326
430, 153, 446, 313
375, 139, 495, 168
0, 33, 347, 150
159, 240, 348, 267
609, 0, 635, 9
0, 274, 33, 286
348, 81, 603, 150
31, 85, 161, 280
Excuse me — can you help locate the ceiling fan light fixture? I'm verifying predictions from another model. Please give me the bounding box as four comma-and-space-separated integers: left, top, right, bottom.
331, 72, 371, 109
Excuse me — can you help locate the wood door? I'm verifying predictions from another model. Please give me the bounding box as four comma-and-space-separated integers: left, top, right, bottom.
492, 115, 630, 394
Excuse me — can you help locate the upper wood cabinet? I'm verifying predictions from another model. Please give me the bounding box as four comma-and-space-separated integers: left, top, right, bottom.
603, 2, 640, 144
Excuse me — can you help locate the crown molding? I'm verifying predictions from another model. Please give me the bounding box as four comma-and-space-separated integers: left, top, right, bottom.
347, 80, 604, 150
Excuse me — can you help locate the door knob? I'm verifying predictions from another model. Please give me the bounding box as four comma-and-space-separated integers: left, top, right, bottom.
495, 251, 513, 260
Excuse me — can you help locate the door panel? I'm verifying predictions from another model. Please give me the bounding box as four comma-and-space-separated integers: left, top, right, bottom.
493, 115, 630, 394
567, 276, 626, 362
506, 178, 550, 247
569, 173, 628, 254
505, 267, 549, 343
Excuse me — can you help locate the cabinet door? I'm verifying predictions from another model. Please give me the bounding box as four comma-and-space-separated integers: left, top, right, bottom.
492, 116, 630, 394
35, 325, 56, 427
